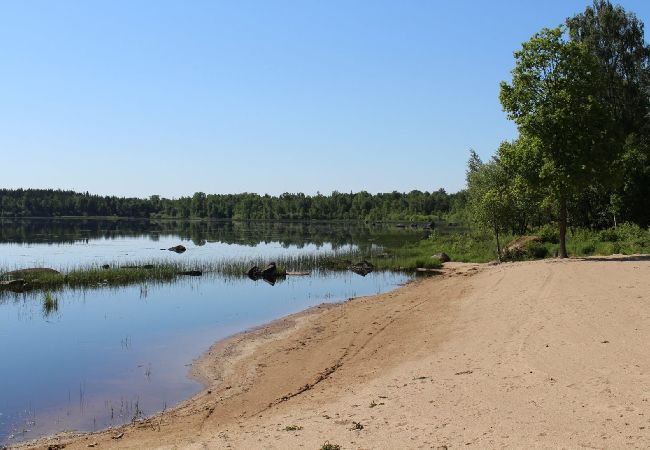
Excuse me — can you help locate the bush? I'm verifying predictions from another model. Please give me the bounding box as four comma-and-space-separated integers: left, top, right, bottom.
616, 222, 645, 242
598, 228, 618, 242
538, 223, 559, 244
580, 243, 596, 255
526, 241, 549, 259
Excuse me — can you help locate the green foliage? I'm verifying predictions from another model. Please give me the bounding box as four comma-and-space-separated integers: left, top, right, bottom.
537, 223, 559, 244
426, 230, 506, 263
500, 26, 618, 257
526, 241, 549, 259
598, 228, 618, 242
580, 243, 596, 255
0, 188, 461, 222
465, 151, 514, 258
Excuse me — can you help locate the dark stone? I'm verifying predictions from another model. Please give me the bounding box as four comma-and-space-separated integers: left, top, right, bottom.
248, 263, 279, 284
261, 277, 276, 286
261, 262, 277, 278
350, 260, 374, 276
247, 266, 262, 280
168, 245, 187, 253
432, 252, 451, 263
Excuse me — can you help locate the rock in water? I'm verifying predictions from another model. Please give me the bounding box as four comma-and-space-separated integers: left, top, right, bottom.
247, 266, 262, 280
168, 245, 187, 253
350, 260, 374, 276
261, 262, 277, 278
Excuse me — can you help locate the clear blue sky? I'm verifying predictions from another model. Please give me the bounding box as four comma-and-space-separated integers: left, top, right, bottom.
1, 1, 649, 198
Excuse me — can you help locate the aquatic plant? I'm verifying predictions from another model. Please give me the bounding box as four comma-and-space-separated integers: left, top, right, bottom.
42, 291, 58, 315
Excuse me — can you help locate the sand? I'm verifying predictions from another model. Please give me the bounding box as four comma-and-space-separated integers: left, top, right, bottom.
16, 256, 650, 449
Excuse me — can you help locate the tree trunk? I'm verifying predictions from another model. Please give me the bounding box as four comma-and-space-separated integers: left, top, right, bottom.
495, 226, 502, 262
559, 196, 568, 258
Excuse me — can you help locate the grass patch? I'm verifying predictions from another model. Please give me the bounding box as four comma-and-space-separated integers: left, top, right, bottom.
421, 222, 650, 263
42, 291, 58, 315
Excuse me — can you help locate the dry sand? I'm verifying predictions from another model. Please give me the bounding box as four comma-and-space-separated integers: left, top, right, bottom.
17, 256, 650, 449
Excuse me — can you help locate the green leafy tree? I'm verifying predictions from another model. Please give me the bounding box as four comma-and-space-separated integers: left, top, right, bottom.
567, 1, 650, 227
466, 151, 514, 260
500, 27, 616, 257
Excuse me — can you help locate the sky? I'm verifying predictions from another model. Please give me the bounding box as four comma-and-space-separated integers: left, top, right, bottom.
1, 1, 649, 198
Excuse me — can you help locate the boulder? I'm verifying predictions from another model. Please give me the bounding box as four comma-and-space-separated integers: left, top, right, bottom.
261, 262, 277, 278
168, 245, 187, 253
350, 260, 374, 277
432, 252, 451, 263
505, 236, 542, 253
246, 266, 262, 280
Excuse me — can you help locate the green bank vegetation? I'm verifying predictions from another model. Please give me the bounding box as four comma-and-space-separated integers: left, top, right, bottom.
0, 188, 458, 222
0, 247, 444, 295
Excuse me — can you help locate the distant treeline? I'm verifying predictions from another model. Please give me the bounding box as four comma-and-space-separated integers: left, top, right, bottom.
0, 188, 464, 221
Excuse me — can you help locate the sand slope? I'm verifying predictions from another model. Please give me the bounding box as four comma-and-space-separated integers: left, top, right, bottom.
20, 257, 650, 449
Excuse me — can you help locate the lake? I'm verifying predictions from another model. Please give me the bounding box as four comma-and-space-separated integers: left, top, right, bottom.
0, 219, 420, 444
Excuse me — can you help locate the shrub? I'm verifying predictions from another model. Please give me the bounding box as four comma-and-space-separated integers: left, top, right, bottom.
580, 243, 596, 255
598, 228, 618, 242
538, 223, 559, 244
617, 222, 645, 243
526, 241, 549, 259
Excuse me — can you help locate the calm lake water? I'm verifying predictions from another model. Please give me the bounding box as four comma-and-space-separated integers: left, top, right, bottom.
0, 219, 419, 444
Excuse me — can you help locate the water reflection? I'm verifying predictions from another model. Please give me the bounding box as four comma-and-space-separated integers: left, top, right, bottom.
0, 220, 414, 444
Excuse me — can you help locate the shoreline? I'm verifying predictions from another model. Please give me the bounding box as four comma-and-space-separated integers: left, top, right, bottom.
15, 256, 650, 449
12, 273, 426, 449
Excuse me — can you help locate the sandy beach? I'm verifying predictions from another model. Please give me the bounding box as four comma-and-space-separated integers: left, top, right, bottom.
18, 256, 650, 449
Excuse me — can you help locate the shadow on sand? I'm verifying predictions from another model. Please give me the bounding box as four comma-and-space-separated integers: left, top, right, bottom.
577, 254, 650, 263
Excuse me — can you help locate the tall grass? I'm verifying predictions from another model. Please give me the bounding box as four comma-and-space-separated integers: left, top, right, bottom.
42, 291, 59, 315
423, 222, 650, 263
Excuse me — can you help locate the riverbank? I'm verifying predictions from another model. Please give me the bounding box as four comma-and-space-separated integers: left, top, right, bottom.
16, 256, 650, 449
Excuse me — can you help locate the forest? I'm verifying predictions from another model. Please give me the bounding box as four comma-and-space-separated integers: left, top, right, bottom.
0, 188, 461, 221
